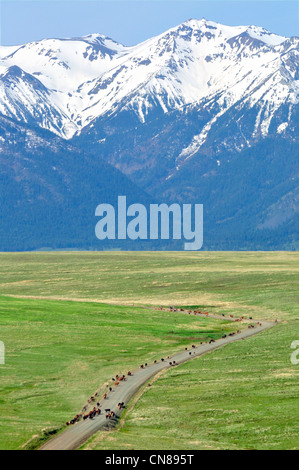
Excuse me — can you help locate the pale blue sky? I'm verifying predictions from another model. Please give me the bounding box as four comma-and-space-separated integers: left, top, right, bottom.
0, 0, 298, 46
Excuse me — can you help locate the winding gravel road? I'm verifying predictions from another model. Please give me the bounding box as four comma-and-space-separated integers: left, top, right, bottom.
40, 313, 274, 451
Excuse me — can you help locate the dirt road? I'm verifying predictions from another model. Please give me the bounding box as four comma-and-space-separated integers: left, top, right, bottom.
40, 315, 274, 451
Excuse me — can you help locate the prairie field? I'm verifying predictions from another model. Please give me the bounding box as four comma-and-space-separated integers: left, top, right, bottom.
0, 251, 298, 450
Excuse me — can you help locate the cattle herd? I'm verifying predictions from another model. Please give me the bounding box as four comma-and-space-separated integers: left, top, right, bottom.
66, 381, 129, 426
65, 307, 261, 428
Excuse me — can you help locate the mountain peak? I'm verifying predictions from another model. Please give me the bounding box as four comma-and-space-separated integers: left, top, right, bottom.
177, 18, 220, 32
244, 25, 286, 46
182, 18, 208, 26
79, 33, 126, 50
176, 18, 287, 46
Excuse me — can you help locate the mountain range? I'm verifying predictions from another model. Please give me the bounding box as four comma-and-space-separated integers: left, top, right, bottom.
0, 19, 298, 250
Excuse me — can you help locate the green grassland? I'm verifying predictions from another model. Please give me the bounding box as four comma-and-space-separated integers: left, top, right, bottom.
0, 252, 296, 320
0, 295, 236, 450
0, 251, 298, 450
86, 322, 299, 450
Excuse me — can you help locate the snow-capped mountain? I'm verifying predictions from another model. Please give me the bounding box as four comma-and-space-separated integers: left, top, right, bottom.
0, 18, 297, 148
0, 34, 128, 138
0, 19, 298, 251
